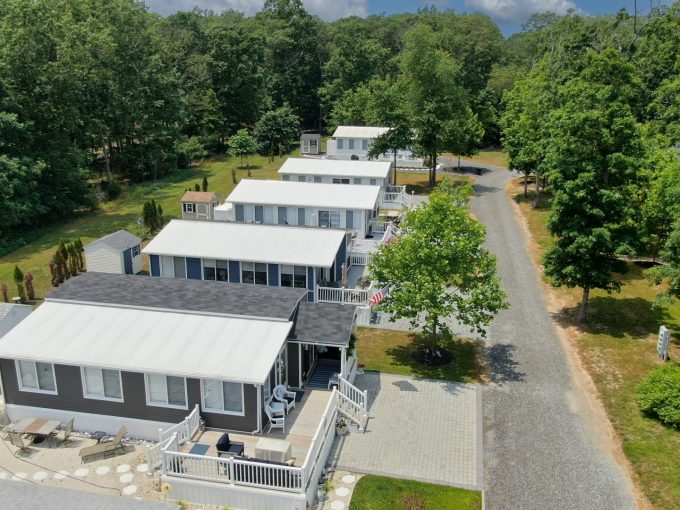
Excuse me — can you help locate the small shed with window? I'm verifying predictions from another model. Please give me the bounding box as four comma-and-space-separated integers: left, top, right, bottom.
84, 230, 142, 275
300, 133, 322, 155
181, 191, 220, 221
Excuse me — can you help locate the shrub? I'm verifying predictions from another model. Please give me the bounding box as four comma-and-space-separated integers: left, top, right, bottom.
13, 265, 26, 303
1, 282, 8, 302
107, 181, 122, 200
636, 364, 680, 427
24, 272, 35, 300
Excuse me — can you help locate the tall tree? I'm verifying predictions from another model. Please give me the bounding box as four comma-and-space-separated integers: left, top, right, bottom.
542, 49, 646, 321
254, 105, 300, 161
228, 129, 258, 169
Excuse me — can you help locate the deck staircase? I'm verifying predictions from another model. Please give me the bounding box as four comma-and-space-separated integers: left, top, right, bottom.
307, 360, 340, 389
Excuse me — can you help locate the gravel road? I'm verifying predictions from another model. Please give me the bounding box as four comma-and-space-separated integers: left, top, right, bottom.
441, 160, 636, 510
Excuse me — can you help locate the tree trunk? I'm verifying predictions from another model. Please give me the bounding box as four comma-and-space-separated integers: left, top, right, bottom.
430, 148, 437, 188
458, 154, 461, 169
524, 174, 528, 198
533, 170, 541, 208
578, 286, 590, 322
393, 149, 398, 186
100, 130, 112, 184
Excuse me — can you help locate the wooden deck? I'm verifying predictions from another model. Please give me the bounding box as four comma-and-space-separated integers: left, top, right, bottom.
180, 389, 332, 466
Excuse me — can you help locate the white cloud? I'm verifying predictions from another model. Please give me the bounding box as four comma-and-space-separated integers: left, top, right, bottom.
464, 0, 579, 25
144, 0, 368, 21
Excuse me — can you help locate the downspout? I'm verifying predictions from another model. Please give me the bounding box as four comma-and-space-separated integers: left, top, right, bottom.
253, 384, 262, 434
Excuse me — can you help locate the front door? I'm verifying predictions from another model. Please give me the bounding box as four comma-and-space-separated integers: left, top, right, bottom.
302, 140, 310, 153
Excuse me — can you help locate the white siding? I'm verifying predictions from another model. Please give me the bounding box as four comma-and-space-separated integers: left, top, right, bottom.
84, 245, 123, 274
132, 253, 142, 274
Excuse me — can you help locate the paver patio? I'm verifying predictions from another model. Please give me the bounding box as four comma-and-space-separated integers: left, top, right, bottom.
334, 372, 481, 490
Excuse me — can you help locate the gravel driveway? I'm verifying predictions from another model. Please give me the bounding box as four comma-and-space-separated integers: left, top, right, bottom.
439, 159, 636, 510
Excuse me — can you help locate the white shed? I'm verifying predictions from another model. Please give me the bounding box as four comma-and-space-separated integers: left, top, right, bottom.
84, 230, 142, 275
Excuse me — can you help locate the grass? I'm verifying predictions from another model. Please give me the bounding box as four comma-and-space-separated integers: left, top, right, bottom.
356, 327, 483, 383
445, 149, 509, 168
349, 475, 482, 510
396, 170, 471, 195
510, 177, 680, 510
0, 150, 295, 301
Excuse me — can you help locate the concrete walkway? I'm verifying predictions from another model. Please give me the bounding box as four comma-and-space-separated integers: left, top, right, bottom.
334, 372, 482, 490
441, 159, 636, 510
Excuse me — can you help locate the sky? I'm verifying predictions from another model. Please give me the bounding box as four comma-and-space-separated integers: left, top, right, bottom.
145, 0, 666, 34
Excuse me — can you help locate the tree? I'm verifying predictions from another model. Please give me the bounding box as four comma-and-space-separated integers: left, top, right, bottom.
1, 282, 9, 302
202, 176, 208, 192
24, 272, 35, 300
254, 106, 300, 162
175, 137, 208, 168
59, 240, 71, 279
542, 50, 645, 321
369, 187, 507, 347
368, 125, 413, 185
13, 265, 26, 303
228, 129, 258, 169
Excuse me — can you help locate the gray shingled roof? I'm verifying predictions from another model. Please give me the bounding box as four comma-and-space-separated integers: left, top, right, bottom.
0, 303, 14, 322
49, 272, 305, 320
0, 480, 177, 510
294, 301, 355, 346
85, 229, 141, 252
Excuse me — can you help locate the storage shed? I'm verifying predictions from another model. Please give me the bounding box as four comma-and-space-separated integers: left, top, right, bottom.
180, 191, 220, 221
300, 133, 321, 155
84, 230, 142, 275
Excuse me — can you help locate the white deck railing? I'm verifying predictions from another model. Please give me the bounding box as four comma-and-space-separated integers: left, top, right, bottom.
303, 390, 338, 504
349, 251, 372, 266
146, 433, 179, 471
159, 404, 201, 444
368, 219, 391, 234
317, 286, 370, 305
338, 376, 368, 416
345, 355, 358, 384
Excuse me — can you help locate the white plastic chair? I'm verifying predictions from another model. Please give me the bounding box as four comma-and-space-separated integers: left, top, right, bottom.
272, 384, 296, 414
265, 405, 285, 433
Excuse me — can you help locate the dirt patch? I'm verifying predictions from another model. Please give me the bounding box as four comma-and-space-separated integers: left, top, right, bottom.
506, 179, 652, 510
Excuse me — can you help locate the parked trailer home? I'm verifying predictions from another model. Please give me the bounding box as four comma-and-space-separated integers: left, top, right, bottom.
143, 220, 348, 302
326, 126, 422, 167
0, 272, 358, 440
278, 158, 393, 188
225, 179, 381, 240
84, 230, 142, 275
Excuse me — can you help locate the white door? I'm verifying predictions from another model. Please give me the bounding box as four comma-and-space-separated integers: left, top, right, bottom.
302, 140, 310, 153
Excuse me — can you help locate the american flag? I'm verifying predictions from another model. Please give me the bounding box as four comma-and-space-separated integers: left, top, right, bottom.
370, 285, 391, 305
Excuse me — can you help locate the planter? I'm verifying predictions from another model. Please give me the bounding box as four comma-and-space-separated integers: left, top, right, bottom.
336, 424, 348, 436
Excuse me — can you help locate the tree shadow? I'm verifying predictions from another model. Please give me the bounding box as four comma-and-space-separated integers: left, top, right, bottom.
512, 187, 552, 210
484, 343, 526, 384
383, 333, 482, 383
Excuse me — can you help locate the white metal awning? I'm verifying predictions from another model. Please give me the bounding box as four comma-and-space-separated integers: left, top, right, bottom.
278, 158, 392, 179
0, 302, 292, 385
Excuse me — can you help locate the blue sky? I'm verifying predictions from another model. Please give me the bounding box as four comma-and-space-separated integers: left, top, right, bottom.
146, 0, 665, 35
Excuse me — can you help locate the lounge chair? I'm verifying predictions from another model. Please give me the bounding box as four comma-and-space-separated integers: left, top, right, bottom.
216, 433, 245, 457
79, 426, 127, 462
50, 418, 74, 447
272, 384, 296, 414
8, 432, 33, 457
265, 405, 285, 433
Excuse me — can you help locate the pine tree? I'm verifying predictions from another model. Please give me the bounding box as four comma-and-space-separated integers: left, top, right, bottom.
1, 282, 8, 303
75, 238, 85, 271
24, 272, 35, 300
54, 251, 65, 284
194, 183, 200, 192
68, 244, 78, 276
202, 176, 208, 192
48, 258, 59, 287
157, 204, 164, 228
59, 240, 71, 279
13, 266, 26, 303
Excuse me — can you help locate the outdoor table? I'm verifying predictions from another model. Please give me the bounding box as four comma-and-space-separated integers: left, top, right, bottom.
7, 417, 61, 445
254, 437, 292, 463
91, 431, 107, 444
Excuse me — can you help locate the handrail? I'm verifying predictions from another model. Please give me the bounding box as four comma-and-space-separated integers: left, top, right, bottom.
302, 390, 338, 491
317, 286, 370, 305
159, 403, 201, 444
338, 376, 368, 415
146, 433, 178, 471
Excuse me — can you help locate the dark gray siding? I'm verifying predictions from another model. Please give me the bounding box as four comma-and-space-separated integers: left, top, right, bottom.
335, 241, 346, 281
0, 359, 258, 433
287, 343, 300, 388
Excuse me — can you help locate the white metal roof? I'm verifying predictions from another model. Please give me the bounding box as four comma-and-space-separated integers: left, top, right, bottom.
226, 179, 380, 210
0, 301, 291, 385
143, 220, 345, 268
85, 230, 141, 252
278, 158, 391, 179
331, 126, 390, 139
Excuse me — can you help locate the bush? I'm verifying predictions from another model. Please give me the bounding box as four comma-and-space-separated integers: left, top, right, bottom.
107, 181, 122, 200
636, 364, 680, 427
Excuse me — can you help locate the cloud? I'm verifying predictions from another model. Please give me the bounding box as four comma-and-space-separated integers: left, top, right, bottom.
464, 0, 579, 25
144, 0, 368, 21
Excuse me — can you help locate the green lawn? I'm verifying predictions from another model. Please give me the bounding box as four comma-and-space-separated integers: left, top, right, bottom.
510, 178, 680, 510
0, 151, 295, 301
396, 171, 471, 195
445, 149, 509, 168
356, 327, 483, 383
349, 475, 482, 510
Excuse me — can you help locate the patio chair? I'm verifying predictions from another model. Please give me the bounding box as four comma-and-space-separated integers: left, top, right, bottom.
265, 405, 285, 433
8, 432, 33, 457
216, 433, 245, 457
50, 418, 74, 447
272, 384, 296, 414
79, 425, 127, 462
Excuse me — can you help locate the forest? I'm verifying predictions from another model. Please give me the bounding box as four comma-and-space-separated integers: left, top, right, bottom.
0, 0, 678, 303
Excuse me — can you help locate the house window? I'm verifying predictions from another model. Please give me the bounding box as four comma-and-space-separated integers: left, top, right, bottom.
313, 176, 322, 183
278, 207, 287, 225
281, 265, 307, 288
346, 210, 354, 229
203, 259, 216, 280
216, 260, 228, 282
362, 139, 368, 151
242, 262, 267, 285
337, 139, 344, 150
202, 379, 244, 415
82, 367, 123, 401
348, 139, 355, 150
298, 208, 306, 226
132, 245, 140, 257
353, 178, 361, 184
183, 203, 195, 213
255, 205, 264, 223
16, 360, 57, 394
297, 175, 306, 182
174, 257, 186, 279
332, 178, 350, 184
282, 174, 290, 181
320, 210, 341, 228
146, 374, 187, 409
235, 204, 244, 222
369, 178, 377, 186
